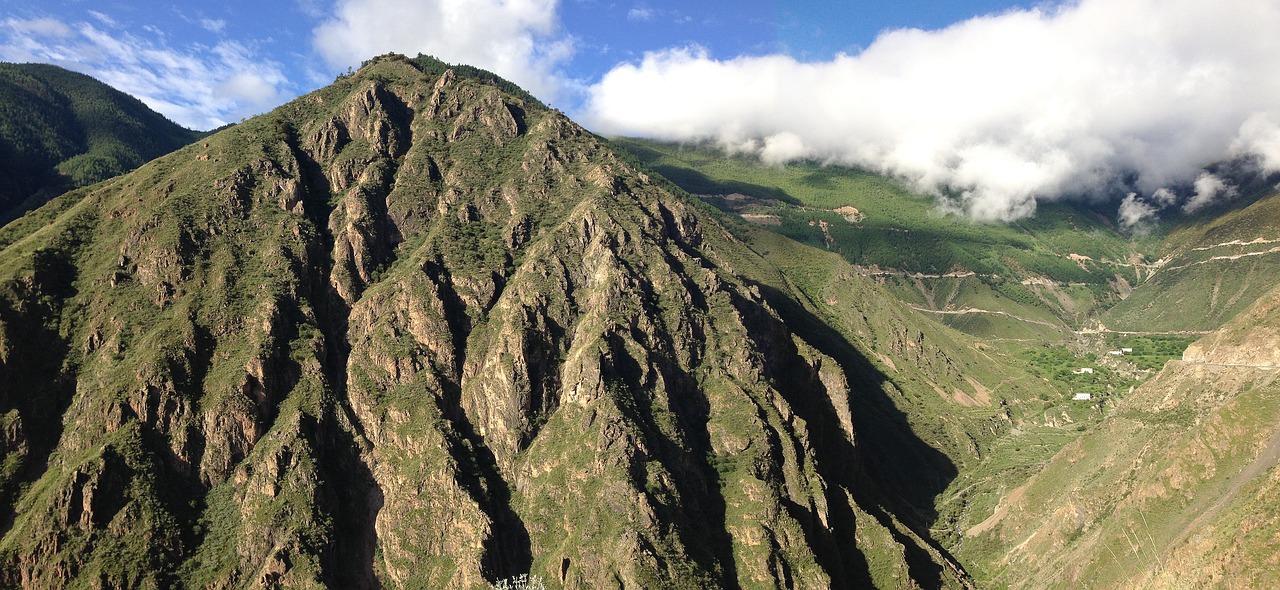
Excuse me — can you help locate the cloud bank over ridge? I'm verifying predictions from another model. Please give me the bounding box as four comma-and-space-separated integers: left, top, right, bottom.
582, 0, 1280, 221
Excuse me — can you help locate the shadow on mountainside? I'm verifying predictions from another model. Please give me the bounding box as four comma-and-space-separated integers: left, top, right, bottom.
751, 280, 965, 588
650, 164, 801, 205
0, 249, 79, 538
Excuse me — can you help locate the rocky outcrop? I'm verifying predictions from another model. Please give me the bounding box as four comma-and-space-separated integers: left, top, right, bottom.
1181, 282, 1280, 366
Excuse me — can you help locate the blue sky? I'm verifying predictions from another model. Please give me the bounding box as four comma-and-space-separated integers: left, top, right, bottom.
3, 0, 1280, 224
0, 0, 1032, 129
560, 1, 1034, 81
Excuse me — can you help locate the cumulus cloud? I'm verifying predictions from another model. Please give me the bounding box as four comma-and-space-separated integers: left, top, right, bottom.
758, 132, 809, 166
1183, 172, 1237, 213
1151, 187, 1178, 208
0, 17, 288, 129
1118, 193, 1159, 233
581, 0, 1280, 221
1231, 113, 1280, 173
312, 0, 573, 103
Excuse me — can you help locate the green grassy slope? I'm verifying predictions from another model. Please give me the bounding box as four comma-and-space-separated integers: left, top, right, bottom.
1104, 186, 1280, 332
694, 206, 1142, 561
0, 63, 202, 223
610, 137, 1155, 337
608, 138, 1245, 568
0, 54, 986, 588
959, 280, 1280, 588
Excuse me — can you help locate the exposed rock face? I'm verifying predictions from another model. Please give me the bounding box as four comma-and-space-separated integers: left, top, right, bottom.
1181, 283, 1280, 367
0, 55, 966, 588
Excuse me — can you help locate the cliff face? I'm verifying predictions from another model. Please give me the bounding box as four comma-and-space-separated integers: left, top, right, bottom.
0, 55, 965, 588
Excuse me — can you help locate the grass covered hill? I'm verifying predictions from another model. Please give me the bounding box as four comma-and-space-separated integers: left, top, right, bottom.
6, 52, 1280, 589
601, 135, 1280, 589
611, 137, 1280, 341
959, 279, 1280, 589
1103, 185, 1280, 332
0, 62, 202, 223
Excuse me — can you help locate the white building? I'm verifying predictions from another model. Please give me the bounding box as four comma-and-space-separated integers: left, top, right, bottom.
1072, 393, 1093, 401
1072, 367, 1095, 374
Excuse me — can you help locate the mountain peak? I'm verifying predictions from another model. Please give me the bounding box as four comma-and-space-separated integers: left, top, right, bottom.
0, 56, 969, 587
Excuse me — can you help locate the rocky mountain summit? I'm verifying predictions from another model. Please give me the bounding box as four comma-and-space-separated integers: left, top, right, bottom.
0, 55, 975, 588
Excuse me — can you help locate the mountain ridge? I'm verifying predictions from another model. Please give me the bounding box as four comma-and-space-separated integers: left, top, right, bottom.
0, 62, 202, 224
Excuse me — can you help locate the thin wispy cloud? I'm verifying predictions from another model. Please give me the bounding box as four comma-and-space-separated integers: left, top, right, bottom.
627, 8, 654, 22
582, 0, 1280, 222
200, 18, 227, 34
7, 18, 72, 38
87, 11, 117, 27
0, 16, 289, 130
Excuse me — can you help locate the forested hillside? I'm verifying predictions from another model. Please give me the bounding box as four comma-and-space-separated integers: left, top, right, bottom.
0, 63, 201, 223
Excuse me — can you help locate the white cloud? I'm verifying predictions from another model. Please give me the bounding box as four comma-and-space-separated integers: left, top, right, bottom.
0, 17, 289, 129
759, 132, 809, 165
1183, 172, 1237, 213
200, 18, 227, 34
628, 8, 654, 22
1118, 193, 1158, 233
6, 18, 71, 38
88, 11, 117, 27
1151, 187, 1178, 208
1231, 112, 1280, 173
581, 0, 1280, 221
312, 0, 573, 103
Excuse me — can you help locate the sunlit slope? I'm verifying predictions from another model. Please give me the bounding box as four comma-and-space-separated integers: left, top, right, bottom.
959, 280, 1280, 588
1104, 186, 1280, 332
0, 54, 987, 588
611, 138, 1155, 337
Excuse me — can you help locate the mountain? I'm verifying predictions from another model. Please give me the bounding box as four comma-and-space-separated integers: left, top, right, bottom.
6, 53, 1277, 589
0, 54, 1015, 588
1103, 184, 1280, 332
0, 63, 202, 224
612, 138, 1280, 339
